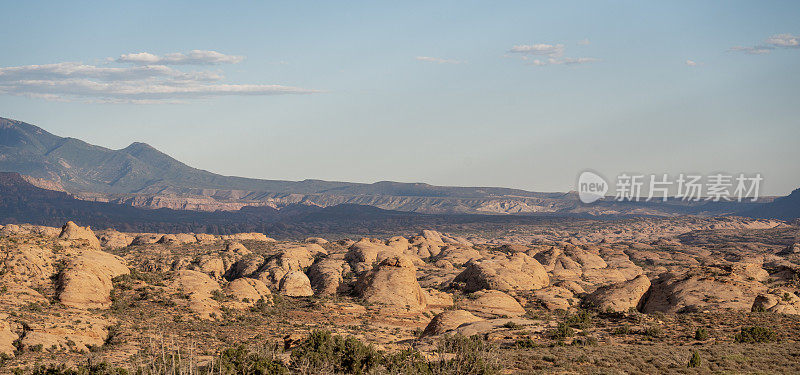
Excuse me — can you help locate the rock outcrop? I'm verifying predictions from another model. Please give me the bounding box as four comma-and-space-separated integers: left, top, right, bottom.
584, 274, 651, 313
453, 253, 549, 293
422, 310, 483, 337
58, 221, 100, 249
58, 250, 129, 309
460, 290, 526, 318
354, 255, 427, 310
279, 271, 314, 297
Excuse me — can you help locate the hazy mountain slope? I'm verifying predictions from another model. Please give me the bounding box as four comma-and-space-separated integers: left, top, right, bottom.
745, 188, 800, 219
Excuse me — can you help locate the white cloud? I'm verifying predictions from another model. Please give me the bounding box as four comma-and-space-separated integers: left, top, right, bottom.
729, 45, 774, 55
765, 33, 799, 48
415, 56, 463, 64
528, 57, 599, 66
117, 50, 245, 65
508, 43, 564, 57
0, 53, 318, 103
577, 39, 591, 46
508, 42, 596, 66
685, 59, 699, 66
730, 33, 800, 55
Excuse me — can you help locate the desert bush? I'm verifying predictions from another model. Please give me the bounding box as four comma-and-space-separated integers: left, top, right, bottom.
29, 362, 128, 375
734, 326, 776, 343
694, 327, 709, 341
564, 309, 593, 329
687, 351, 701, 368
290, 330, 382, 374
216, 345, 288, 375
550, 322, 574, 339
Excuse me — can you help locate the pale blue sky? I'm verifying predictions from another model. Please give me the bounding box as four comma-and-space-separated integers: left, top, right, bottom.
1, 1, 798, 195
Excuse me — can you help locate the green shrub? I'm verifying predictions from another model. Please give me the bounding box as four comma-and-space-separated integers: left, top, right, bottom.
216, 345, 288, 375
551, 322, 574, 339
734, 326, 776, 343
694, 327, 708, 341
565, 309, 593, 329
290, 330, 382, 374
687, 351, 701, 368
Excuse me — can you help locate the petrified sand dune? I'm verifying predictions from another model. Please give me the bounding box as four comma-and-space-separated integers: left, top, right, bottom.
422, 309, 483, 337
58, 221, 101, 250
355, 255, 427, 310
58, 250, 129, 309
584, 274, 651, 313
453, 253, 549, 293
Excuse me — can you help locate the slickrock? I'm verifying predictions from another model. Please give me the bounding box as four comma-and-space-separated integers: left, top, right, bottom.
221, 232, 275, 242
308, 258, 346, 296
354, 255, 427, 310
532, 286, 578, 311
460, 290, 526, 318
752, 289, 800, 314
0, 315, 17, 357
170, 270, 222, 319
256, 246, 316, 286
422, 310, 483, 337
224, 278, 272, 308
158, 233, 198, 245
58, 221, 101, 250
643, 270, 767, 314
97, 229, 134, 249
345, 239, 402, 273
2, 244, 55, 287
20, 314, 110, 353
453, 253, 549, 293
584, 274, 651, 313
279, 271, 314, 297
58, 250, 129, 309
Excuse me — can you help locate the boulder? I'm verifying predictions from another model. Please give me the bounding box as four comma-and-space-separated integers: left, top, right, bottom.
225, 255, 265, 280
345, 239, 401, 273
453, 253, 549, 293
532, 286, 578, 311
642, 270, 767, 314
97, 229, 134, 249
354, 255, 427, 310
752, 289, 800, 315
224, 278, 272, 308
170, 270, 222, 319
130, 234, 162, 245
308, 258, 346, 296
195, 233, 219, 243
20, 314, 110, 353
584, 274, 651, 313
422, 310, 483, 337
58, 221, 100, 249
460, 290, 526, 318
158, 233, 198, 245
279, 271, 314, 297
304, 237, 329, 245
58, 250, 129, 309
256, 247, 316, 286
0, 315, 17, 357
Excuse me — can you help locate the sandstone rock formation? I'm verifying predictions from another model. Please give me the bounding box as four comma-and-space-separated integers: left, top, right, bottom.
307, 258, 346, 296
224, 278, 272, 308
422, 309, 483, 337
279, 271, 314, 297
453, 253, 549, 293
460, 290, 526, 318
58, 250, 129, 309
58, 221, 100, 249
584, 274, 651, 313
170, 270, 222, 319
354, 255, 427, 310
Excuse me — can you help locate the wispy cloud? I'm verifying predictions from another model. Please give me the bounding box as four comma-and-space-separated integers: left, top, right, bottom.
730, 33, 800, 55
0, 52, 318, 103
685, 59, 700, 67
415, 56, 463, 64
508, 43, 564, 57
116, 50, 245, 65
508, 42, 597, 66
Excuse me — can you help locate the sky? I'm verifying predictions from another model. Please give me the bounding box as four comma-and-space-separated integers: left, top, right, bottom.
1, 1, 798, 196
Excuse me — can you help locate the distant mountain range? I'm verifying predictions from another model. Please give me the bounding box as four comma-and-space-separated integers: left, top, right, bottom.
0, 116, 796, 219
